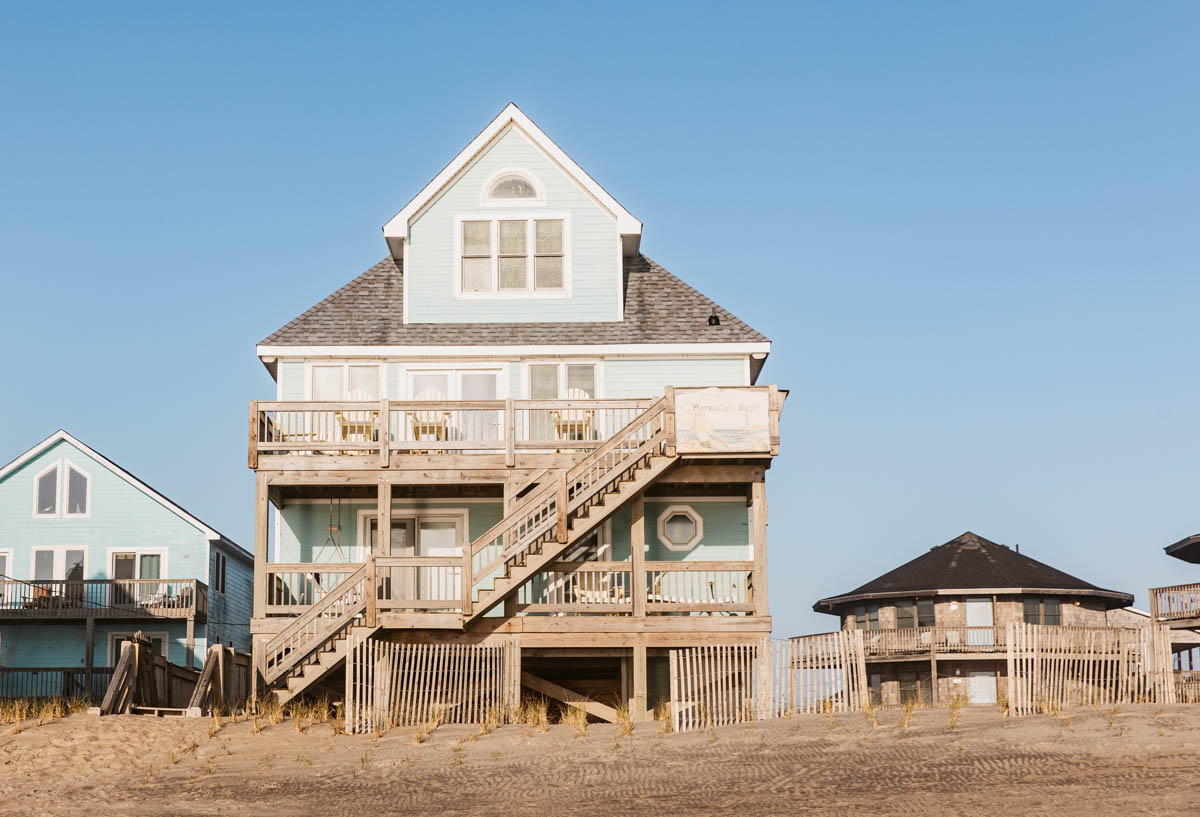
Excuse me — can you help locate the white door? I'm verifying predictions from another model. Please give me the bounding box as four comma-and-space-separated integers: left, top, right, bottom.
968, 671, 997, 704
965, 597, 994, 646
418, 519, 461, 602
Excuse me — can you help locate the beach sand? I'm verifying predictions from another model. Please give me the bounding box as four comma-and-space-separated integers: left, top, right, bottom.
0, 703, 1197, 816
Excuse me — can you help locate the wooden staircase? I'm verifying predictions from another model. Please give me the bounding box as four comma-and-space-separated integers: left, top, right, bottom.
258, 397, 679, 699
260, 562, 379, 705
465, 396, 677, 624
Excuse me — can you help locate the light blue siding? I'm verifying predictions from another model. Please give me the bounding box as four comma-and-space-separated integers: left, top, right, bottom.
279, 360, 305, 400
0, 437, 250, 670
609, 499, 749, 562
277, 500, 502, 563
603, 357, 749, 398
206, 541, 253, 653
407, 127, 621, 324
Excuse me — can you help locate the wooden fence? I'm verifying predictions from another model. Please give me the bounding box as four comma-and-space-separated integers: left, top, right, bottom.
1006, 623, 1176, 716
0, 667, 114, 699
1176, 671, 1200, 704
97, 636, 200, 714
668, 633, 869, 732
345, 638, 516, 734
186, 645, 253, 715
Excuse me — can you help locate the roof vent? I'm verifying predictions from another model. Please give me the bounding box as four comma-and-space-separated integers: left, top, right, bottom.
707, 309, 721, 326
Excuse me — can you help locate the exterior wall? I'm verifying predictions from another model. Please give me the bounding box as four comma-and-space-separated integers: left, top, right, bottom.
603, 357, 749, 398
277, 499, 504, 563
407, 126, 621, 324
0, 438, 211, 583
839, 594, 1117, 631
278, 360, 305, 400
608, 499, 750, 562
0, 620, 202, 668
206, 542, 253, 653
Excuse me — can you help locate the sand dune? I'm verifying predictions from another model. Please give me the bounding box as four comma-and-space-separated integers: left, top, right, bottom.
0, 704, 1197, 816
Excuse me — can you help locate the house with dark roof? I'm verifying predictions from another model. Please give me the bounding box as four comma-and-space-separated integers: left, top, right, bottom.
813, 532, 1136, 707
0, 431, 252, 697
248, 104, 784, 718
1149, 534, 1200, 633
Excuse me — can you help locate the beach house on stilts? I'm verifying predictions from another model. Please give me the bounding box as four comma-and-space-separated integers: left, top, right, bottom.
248, 104, 784, 725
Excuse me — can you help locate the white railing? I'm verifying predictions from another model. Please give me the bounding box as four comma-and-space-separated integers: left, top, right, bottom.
514, 562, 633, 613
645, 562, 755, 613
265, 564, 360, 615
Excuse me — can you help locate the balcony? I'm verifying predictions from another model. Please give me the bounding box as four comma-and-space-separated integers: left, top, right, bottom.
1150, 583, 1200, 627
262, 557, 756, 619
0, 579, 207, 621
860, 626, 1009, 658
248, 387, 784, 469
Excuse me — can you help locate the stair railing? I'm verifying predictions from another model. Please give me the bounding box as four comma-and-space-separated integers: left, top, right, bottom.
261, 561, 370, 686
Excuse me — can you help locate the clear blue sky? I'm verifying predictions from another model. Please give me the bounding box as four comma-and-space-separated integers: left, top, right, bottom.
1, 2, 1196, 635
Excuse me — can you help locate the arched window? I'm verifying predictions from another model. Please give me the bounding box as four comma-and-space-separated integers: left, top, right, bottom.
487, 173, 537, 200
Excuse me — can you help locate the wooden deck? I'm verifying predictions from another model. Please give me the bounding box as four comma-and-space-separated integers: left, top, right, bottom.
0, 579, 207, 621
1150, 582, 1200, 628
859, 625, 1009, 659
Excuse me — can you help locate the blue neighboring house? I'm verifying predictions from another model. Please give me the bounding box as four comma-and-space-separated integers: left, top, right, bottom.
0, 430, 252, 695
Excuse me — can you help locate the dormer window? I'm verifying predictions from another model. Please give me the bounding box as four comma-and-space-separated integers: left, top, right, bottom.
457, 216, 568, 296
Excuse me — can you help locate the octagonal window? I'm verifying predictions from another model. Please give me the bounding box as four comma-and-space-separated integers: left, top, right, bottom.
656, 505, 704, 552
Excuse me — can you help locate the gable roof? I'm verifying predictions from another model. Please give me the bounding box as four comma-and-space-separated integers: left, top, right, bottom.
383, 103, 641, 254
0, 431, 250, 561
813, 531, 1133, 613
1165, 534, 1200, 564
258, 254, 769, 361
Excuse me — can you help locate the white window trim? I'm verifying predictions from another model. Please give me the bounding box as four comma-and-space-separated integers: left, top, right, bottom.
355, 508, 469, 562
32, 460, 62, 518
401, 362, 508, 401
656, 504, 705, 552
63, 459, 92, 519
213, 550, 227, 595
479, 166, 546, 207
105, 548, 169, 581
304, 361, 386, 401
108, 631, 169, 663
30, 546, 89, 581
0, 549, 13, 580
520, 359, 604, 399
453, 212, 572, 300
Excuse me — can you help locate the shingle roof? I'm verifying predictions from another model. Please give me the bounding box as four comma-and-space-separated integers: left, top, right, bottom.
813, 531, 1133, 613
1165, 534, 1200, 564
259, 254, 769, 348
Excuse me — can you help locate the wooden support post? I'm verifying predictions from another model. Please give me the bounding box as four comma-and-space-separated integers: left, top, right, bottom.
555, 472, 568, 544
750, 479, 769, 618
186, 616, 195, 670
252, 473, 269, 621
505, 398, 516, 468
377, 482, 392, 557
365, 557, 378, 628
378, 399, 390, 468
503, 481, 516, 619
631, 495, 646, 618
663, 386, 676, 457
768, 385, 780, 456
632, 642, 648, 722
248, 400, 258, 469
930, 653, 939, 705
85, 617, 95, 695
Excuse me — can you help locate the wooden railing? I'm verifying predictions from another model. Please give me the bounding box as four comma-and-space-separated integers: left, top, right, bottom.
860, 625, 1009, 656
374, 556, 462, 611
645, 562, 755, 613
1150, 583, 1200, 623
0, 579, 206, 619
265, 563, 360, 615
261, 563, 369, 685
251, 398, 654, 464
514, 562, 634, 613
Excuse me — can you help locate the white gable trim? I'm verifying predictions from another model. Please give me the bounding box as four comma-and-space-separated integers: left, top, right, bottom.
0, 430, 230, 545
383, 103, 642, 248
259, 341, 770, 359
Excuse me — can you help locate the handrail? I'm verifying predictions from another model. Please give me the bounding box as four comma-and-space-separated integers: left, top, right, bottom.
0, 578, 206, 618
1150, 582, 1200, 621
261, 562, 369, 685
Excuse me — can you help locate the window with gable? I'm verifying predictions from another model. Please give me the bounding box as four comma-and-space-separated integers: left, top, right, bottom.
486, 173, 538, 200
459, 218, 565, 294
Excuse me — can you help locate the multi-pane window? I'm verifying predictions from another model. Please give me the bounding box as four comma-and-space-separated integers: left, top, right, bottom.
1023, 597, 1061, 626
460, 219, 565, 294
854, 603, 880, 630
311, 364, 380, 401
528, 363, 596, 400
898, 598, 936, 628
